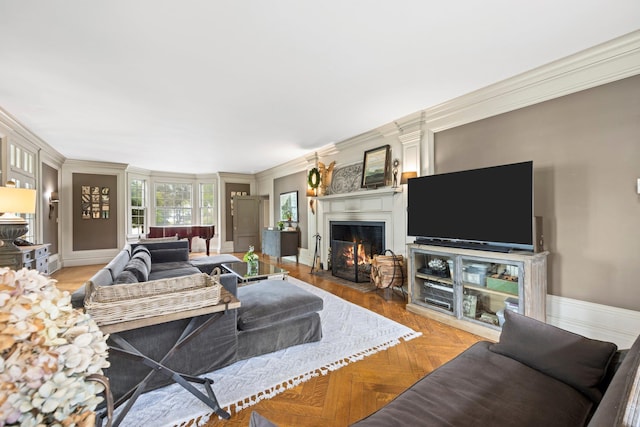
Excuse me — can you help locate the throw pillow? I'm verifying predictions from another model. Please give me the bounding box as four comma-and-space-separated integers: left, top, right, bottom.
132, 244, 151, 256
132, 250, 152, 272
123, 257, 149, 282
489, 310, 617, 402
114, 270, 139, 284
150, 248, 189, 263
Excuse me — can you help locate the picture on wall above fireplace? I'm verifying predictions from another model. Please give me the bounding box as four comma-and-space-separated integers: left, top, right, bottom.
361, 144, 390, 188
280, 191, 298, 222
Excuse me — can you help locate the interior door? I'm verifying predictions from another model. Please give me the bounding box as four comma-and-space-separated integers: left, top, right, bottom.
233, 195, 262, 252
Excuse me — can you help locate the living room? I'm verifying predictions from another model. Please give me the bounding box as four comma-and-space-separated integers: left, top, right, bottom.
5, 32, 638, 344
1, 3, 640, 426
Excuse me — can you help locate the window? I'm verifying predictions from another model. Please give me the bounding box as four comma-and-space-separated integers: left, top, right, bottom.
10, 143, 34, 175
7, 179, 36, 243
130, 179, 146, 235
8, 142, 36, 243
155, 182, 192, 226
199, 183, 216, 226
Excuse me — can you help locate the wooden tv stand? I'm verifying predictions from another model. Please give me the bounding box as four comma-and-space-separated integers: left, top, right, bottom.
407, 243, 548, 341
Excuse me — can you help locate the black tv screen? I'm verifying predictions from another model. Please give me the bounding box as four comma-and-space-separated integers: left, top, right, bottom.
407, 161, 533, 252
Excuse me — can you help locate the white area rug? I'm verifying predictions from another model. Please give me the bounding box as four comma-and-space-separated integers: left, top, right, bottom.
117, 277, 421, 426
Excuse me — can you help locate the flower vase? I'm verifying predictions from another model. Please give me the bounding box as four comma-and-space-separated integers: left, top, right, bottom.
247, 259, 258, 275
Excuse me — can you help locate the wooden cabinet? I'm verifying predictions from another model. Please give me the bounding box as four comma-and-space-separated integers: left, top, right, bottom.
407, 243, 548, 341
261, 229, 299, 263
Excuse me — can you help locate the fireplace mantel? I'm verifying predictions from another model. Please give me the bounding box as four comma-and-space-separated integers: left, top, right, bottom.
314, 186, 405, 271
314, 187, 402, 201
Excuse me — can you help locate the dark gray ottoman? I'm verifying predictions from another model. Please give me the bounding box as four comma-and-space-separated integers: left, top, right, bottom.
236, 280, 323, 360
190, 254, 242, 274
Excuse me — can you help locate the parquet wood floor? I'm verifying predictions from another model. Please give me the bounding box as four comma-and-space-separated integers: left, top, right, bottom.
51, 252, 483, 427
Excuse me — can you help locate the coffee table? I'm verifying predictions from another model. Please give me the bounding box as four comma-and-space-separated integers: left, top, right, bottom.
223, 260, 288, 284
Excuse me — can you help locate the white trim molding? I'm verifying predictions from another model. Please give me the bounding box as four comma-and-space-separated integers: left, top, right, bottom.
416, 30, 640, 134
547, 295, 640, 349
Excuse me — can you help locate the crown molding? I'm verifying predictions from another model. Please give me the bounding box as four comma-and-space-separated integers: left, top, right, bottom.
0, 106, 66, 165
398, 129, 422, 145
282, 32, 640, 178
62, 158, 129, 172
421, 29, 640, 132
126, 165, 152, 176
333, 128, 386, 152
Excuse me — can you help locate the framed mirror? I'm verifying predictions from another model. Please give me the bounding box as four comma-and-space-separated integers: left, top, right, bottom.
279, 191, 298, 222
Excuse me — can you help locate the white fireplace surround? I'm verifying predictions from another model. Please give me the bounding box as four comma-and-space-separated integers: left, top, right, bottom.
315, 187, 405, 271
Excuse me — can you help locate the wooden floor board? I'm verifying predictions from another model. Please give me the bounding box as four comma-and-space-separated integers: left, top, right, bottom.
51, 252, 483, 427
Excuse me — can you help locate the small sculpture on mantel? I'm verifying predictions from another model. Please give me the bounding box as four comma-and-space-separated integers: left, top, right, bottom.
318, 161, 336, 196
392, 159, 400, 187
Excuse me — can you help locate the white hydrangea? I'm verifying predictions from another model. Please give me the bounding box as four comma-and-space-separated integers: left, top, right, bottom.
0, 267, 110, 426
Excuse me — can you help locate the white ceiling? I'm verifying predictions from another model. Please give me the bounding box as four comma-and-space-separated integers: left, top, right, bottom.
0, 1, 638, 174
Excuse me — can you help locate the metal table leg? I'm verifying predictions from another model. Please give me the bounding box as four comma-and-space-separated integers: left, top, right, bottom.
99, 311, 231, 426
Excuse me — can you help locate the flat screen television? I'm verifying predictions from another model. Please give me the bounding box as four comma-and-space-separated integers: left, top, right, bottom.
407, 161, 534, 252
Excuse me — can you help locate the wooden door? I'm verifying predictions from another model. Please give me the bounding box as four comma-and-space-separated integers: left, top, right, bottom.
233, 195, 261, 252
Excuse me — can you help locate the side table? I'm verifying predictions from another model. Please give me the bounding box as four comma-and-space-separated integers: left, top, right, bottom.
97, 288, 240, 427
261, 229, 299, 263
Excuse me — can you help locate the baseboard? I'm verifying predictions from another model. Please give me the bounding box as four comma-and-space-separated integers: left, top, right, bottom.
546, 294, 640, 349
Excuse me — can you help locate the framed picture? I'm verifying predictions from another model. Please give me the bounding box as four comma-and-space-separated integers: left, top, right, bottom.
279, 191, 298, 222
361, 144, 390, 188
463, 294, 478, 318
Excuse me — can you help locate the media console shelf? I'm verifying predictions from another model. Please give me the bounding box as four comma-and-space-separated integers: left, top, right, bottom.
407, 243, 548, 341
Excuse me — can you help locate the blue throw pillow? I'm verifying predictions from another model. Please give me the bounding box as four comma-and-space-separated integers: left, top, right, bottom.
123, 257, 149, 282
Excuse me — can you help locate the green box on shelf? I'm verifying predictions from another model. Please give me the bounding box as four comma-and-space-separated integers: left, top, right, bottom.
486, 277, 518, 295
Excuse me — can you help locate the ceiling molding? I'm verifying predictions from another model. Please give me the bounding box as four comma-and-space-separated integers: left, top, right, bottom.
421, 29, 640, 132
62, 158, 129, 172
0, 107, 58, 154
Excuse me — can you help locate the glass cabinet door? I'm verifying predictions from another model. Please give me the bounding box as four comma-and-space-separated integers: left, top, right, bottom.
411, 251, 455, 314
459, 257, 523, 328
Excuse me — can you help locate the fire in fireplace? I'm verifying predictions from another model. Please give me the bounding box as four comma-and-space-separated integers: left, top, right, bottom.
332, 240, 373, 282
330, 221, 384, 283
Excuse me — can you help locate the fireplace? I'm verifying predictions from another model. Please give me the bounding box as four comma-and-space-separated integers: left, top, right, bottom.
330, 221, 385, 283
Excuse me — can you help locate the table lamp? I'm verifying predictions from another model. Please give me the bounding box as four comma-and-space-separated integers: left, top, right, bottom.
400, 171, 418, 185
0, 185, 37, 253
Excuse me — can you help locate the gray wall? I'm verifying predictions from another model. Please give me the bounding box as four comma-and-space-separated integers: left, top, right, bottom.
72, 173, 118, 251
41, 163, 58, 254
274, 171, 308, 249
434, 74, 640, 311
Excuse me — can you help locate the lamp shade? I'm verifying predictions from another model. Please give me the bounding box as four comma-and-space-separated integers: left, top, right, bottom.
400, 171, 418, 185
0, 187, 37, 215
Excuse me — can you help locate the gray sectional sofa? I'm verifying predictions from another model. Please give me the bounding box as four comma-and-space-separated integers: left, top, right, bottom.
70, 240, 206, 306
351, 309, 640, 427
72, 240, 324, 403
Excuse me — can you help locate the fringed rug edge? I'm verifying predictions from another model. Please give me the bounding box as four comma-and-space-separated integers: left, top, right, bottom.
173, 330, 422, 426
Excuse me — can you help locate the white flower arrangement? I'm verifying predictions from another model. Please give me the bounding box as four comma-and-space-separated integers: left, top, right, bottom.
243, 246, 259, 263
0, 267, 110, 427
